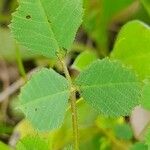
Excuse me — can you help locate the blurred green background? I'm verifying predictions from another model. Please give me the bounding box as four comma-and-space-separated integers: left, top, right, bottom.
0, 0, 150, 149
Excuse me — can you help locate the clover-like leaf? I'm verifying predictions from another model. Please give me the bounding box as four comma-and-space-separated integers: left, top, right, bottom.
111, 20, 150, 79
75, 58, 141, 117
10, 0, 83, 58
19, 68, 69, 131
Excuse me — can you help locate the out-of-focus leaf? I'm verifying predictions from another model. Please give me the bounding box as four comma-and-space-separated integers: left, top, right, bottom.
130, 142, 148, 150
0, 141, 10, 150
63, 145, 73, 150
9, 96, 24, 120
0, 28, 38, 61
83, 0, 134, 54
0, 123, 13, 134
114, 124, 133, 140
145, 128, 150, 149
99, 137, 111, 150
111, 20, 150, 79
72, 51, 98, 71
16, 136, 49, 150
96, 116, 124, 130
19, 68, 69, 131
141, 0, 150, 16
76, 58, 141, 117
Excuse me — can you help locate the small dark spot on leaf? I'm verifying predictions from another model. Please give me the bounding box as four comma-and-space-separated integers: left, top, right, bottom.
35, 108, 38, 111
48, 20, 51, 23
26, 15, 31, 19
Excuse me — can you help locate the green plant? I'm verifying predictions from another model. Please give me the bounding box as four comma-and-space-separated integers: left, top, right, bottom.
9, 0, 150, 150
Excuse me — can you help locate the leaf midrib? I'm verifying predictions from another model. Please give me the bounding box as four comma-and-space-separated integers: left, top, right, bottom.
79, 81, 139, 89
38, 0, 59, 48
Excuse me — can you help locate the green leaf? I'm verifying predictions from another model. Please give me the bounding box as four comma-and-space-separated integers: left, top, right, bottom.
111, 20, 150, 79
130, 142, 148, 150
19, 68, 69, 131
141, 80, 150, 110
72, 51, 98, 71
114, 124, 133, 140
16, 136, 49, 150
0, 28, 38, 61
83, 0, 133, 54
145, 128, 150, 149
10, 0, 83, 58
75, 58, 141, 117
141, 0, 150, 16
0, 141, 10, 150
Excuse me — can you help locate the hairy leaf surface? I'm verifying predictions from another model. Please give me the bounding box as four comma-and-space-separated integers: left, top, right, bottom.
75, 59, 141, 117
111, 20, 150, 79
19, 68, 69, 131
10, 0, 83, 58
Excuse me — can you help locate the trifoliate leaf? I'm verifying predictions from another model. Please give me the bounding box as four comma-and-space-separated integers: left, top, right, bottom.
75, 58, 141, 117
19, 68, 69, 131
16, 136, 49, 150
10, 0, 83, 58
141, 80, 150, 110
72, 51, 98, 71
111, 20, 150, 79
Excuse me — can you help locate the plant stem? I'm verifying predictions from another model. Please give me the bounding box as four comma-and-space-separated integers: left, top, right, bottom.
70, 90, 79, 150
58, 55, 79, 150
